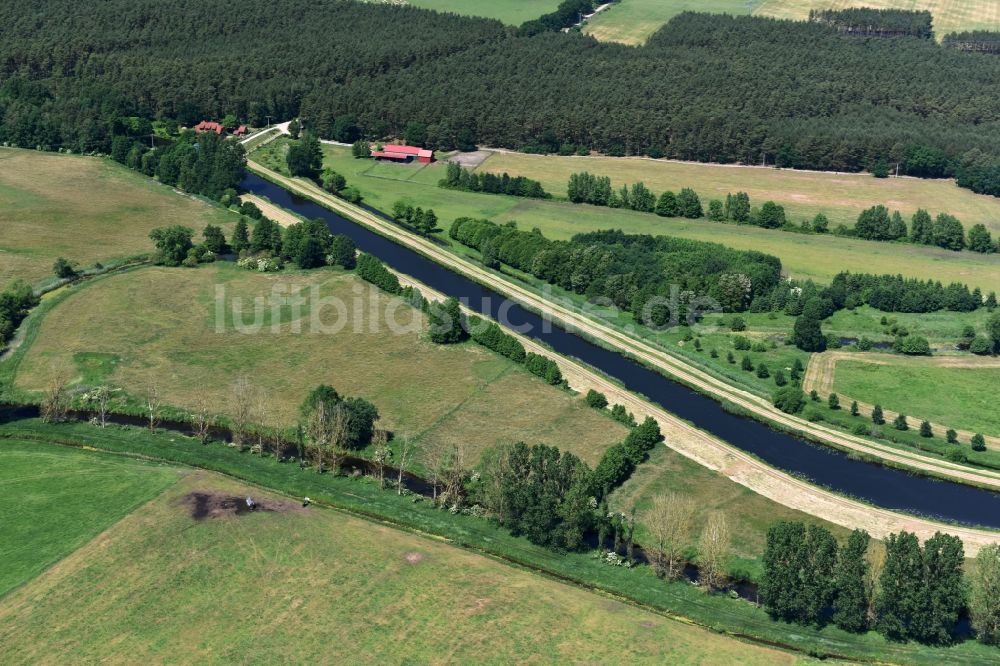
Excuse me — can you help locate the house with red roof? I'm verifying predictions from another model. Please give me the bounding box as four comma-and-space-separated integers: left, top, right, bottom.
194, 120, 226, 135
371, 144, 434, 164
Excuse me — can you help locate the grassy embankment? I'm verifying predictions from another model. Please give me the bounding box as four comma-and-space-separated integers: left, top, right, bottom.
582, 0, 1000, 45
0, 438, 797, 664
9, 263, 623, 466
0, 147, 237, 288
6, 424, 999, 663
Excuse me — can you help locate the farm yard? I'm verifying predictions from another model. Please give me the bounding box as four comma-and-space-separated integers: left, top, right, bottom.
0, 148, 236, 288
255, 141, 1000, 294
11, 264, 625, 466
0, 441, 795, 664
582, 0, 1000, 45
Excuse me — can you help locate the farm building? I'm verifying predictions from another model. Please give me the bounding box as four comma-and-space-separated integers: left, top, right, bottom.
371, 144, 434, 163
233, 125, 248, 136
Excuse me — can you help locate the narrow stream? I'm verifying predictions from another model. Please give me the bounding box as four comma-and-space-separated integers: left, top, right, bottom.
241, 172, 1000, 529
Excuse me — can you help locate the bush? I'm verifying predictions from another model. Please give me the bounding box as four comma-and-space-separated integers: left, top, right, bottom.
852, 423, 870, 436
972, 433, 987, 451
896, 335, 931, 355
610, 404, 636, 427
773, 386, 806, 414
970, 336, 992, 355
585, 389, 608, 410
946, 448, 968, 463
946, 429, 959, 444
525, 352, 562, 385
920, 420, 933, 438
52, 257, 78, 279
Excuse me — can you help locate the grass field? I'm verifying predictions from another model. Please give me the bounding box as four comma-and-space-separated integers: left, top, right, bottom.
484, 151, 1000, 237
757, 0, 1000, 38
0, 439, 180, 596
0, 148, 237, 288
833, 358, 1000, 436
12, 264, 624, 465
0, 461, 795, 664
403, 0, 561, 24
582, 0, 1000, 45
295, 142, 1000, 293
583, 0, 749, 43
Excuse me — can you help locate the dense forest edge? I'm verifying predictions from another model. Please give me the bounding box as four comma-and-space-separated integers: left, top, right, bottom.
4, 3, 1000, 196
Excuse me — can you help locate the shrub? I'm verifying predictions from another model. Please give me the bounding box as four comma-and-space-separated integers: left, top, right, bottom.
947, 429, 959, 444
920, 421, 933, 438
773, 386, 806, 414
610, 404, 636, 427
852, 423, 870, 436
972, 433, 987, 451
970, 336, 992, 355
828, 393, 840, 410
730, 316, 747, 332
585, 389, 608, 410
741, 355, 754, 371
773, 370, 787, 387
893, 414, 908, 431
946, 448, 968, 463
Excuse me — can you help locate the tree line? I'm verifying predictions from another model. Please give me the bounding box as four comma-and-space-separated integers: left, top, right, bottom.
441, 162, 549, 199
0, 280, 38, 351
448, 216, 783, 318
808, 9, 934, 39
8, 3, 1000, 197
761, 522, 1000, 646
566, 171, 998, 252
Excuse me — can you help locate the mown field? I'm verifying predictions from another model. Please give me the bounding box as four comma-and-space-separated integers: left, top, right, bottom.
757, 0, 1000, 38
0, 148, 237, 288
583, 0, 1000, 45
0, 439, 180, 596
404, 0, 561, 24
833, 358, 1000, 437
294, 143, 1000, 294
12, 264, 624, 465
484, 150, 1000, 236
0, 453, 795, 665
583, 0, 749, 43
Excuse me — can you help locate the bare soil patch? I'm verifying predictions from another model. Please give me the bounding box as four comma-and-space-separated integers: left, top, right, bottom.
182, 490, 302, 520
403, 551, 425, 565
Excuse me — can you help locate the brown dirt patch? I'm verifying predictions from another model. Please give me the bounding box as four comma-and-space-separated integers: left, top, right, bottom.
182, 491, 302, 520
403, 552, 425, 565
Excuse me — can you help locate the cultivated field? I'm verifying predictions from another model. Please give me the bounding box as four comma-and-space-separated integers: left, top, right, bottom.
0, 464, 795, 664
757, 0, 1000, 38
302, 142, 1000, 293
393, 0, 560, 24
13, 264, 624, 464
0, 439, 180, 596
0, 148, 236, 287
582, 0, 1000, 44
583, 0, 748, 43
832, 356, 1000, 437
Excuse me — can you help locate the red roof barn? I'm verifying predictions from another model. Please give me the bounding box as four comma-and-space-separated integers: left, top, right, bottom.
233, 125, 248, 136
371, 144, 434, 164
194, 121, 226, 135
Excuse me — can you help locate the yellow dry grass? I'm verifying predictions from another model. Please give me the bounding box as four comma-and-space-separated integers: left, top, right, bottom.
0, 148, 237, 287
14, 264, 624, 464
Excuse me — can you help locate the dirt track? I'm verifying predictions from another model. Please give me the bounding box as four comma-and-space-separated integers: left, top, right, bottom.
804, 351, 1000, 450
247, 160, 1000, 554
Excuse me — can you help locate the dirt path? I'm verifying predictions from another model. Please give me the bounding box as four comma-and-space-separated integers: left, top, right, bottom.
804, 351, 1000, 449
240, 194, 303, 228
247, 160, 1000, 554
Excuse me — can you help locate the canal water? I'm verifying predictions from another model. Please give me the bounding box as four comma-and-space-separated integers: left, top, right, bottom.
241, 172, 1000, 529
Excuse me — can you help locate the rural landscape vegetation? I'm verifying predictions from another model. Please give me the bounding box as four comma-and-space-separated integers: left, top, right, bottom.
4, 1, 1000, 664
